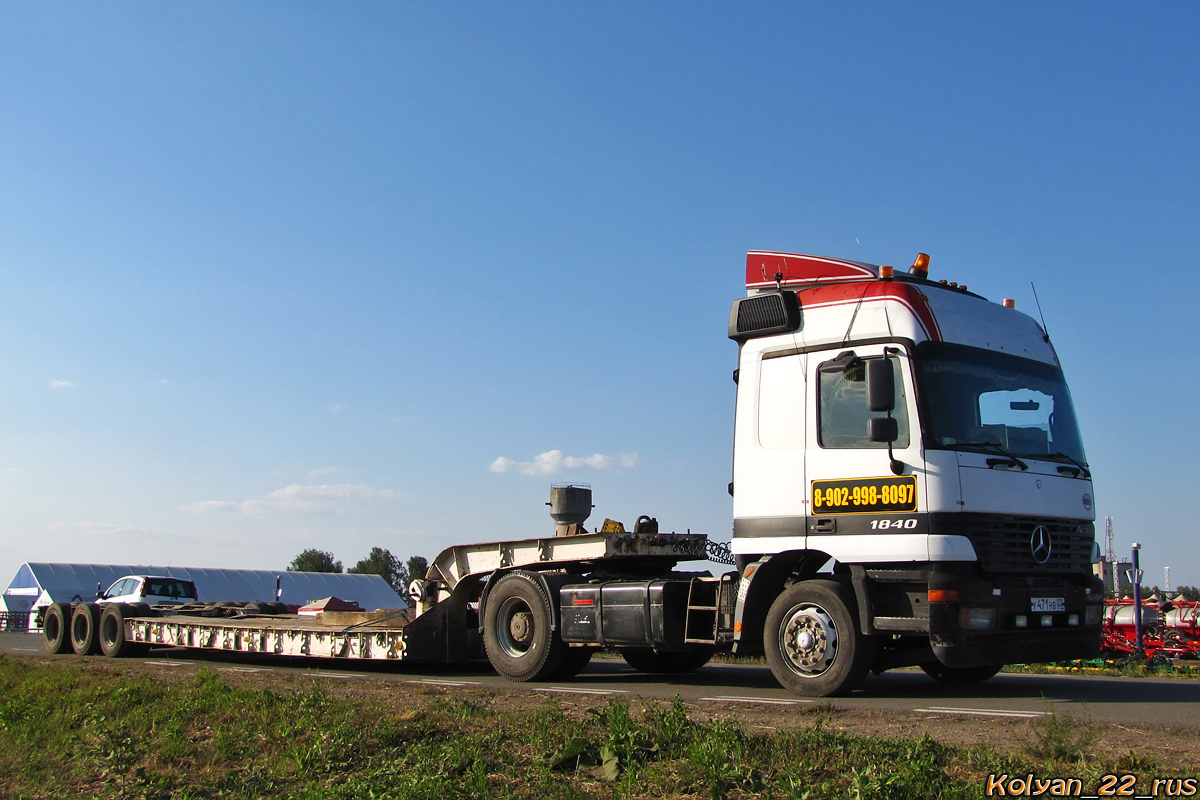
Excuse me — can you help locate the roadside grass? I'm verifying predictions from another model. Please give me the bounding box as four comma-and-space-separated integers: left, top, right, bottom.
0, 655, 1194, 800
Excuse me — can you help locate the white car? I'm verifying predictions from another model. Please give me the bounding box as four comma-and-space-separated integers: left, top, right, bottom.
98, 576, 198, 606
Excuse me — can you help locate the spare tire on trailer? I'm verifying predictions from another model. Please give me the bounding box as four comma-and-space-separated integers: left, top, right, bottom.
920, 662, 1003, 684
125, 602, 155, 618
555, 646, 596, 679
621, 646, 714, 674
483, 571, 568, 682
42, 603, 74, 655
70, 602, 103, 656
99, 604, 135, 658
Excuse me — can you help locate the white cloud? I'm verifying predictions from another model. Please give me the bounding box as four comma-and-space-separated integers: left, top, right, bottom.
489, 449, 639, 476
49, 521, 141, 534
329, 403, 347, 413
184, 483, 397, 516
309, 466, 342, 477
48, 380, 77, 389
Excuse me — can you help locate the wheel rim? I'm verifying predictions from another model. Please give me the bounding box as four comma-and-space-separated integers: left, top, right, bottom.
778, 602, 838, 677
495, 596, 536, 659
101, 614, 119, 648
72, 613, 89, 644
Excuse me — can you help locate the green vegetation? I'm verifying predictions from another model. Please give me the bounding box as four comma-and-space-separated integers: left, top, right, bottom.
0, 655, 1193, 799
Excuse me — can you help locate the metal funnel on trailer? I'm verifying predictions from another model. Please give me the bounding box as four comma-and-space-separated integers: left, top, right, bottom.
549, 483, 593, 536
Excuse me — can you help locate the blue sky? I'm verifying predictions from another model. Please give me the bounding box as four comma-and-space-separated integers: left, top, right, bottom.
1, 4, 1197, 589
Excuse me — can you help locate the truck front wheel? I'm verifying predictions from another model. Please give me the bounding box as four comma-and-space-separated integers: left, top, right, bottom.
483, 572, 567, 682
764, 580, 876, 697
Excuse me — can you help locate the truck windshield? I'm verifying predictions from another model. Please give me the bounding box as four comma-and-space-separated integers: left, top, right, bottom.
915, 342, 1087, 464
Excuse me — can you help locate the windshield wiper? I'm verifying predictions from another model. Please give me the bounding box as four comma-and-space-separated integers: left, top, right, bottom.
1045, 451, 1091, 479
956, 441, 1029, 471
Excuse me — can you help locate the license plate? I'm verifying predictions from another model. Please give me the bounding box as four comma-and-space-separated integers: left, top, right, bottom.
1031, 597, 1065, 612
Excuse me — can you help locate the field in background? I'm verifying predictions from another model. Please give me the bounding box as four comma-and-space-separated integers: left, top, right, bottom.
2, 655, 1198, 799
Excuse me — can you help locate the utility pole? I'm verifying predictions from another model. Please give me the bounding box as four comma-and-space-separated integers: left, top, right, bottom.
1130, 543, 1144, 656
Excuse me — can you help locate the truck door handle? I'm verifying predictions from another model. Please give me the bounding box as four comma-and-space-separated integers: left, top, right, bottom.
811, 518, 837, 534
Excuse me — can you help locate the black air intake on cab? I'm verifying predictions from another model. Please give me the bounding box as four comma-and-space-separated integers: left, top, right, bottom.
728, 291, 801, 341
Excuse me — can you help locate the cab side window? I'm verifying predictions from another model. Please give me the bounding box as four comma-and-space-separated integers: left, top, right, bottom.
818, 356, 909, 448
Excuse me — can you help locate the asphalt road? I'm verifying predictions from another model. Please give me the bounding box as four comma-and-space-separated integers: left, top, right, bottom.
4, 631, 1198, 731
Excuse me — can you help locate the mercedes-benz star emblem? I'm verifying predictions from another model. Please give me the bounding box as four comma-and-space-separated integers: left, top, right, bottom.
1030, 526, 1052, 564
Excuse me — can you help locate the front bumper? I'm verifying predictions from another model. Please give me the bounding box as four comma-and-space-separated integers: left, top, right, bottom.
927, 564, 1103, 668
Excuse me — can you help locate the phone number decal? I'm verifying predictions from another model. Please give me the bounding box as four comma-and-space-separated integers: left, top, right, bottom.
811, 476, 917, 514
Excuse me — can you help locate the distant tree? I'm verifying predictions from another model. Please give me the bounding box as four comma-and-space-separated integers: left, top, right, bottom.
348, 547, 406, 594
406, 555, 429, 584
287, 549, 343, 573
1175, 585, 1200, 601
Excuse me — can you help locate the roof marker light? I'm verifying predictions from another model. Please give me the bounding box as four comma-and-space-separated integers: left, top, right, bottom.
1003, 298, 1015, 308
909, 253, 930, 278
879, 265, 894, 279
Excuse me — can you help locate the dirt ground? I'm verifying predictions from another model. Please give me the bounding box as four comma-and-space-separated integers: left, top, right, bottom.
38, 655, 1200, 773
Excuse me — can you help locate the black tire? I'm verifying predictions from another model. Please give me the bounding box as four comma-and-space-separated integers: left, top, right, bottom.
555, 647, 596, 679
125, 602, 155, 618
921, 662, 1003, 684
99, 604, 133, 658
483, 571, 567, 681
682, 645, 716, 671
70, 602, 103, 656
763, 580, 876, 697
621, 646, 713, 674
43, 603, 73, 654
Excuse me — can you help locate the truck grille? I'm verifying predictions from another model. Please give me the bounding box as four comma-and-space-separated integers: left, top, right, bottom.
956, 514, 1094, 574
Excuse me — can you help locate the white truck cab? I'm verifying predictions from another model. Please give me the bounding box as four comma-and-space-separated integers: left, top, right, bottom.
728, 251, 1102, 694
98, 576, 198, 606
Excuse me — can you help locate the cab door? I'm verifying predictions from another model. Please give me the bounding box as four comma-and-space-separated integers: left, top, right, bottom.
803, 344, 926, 558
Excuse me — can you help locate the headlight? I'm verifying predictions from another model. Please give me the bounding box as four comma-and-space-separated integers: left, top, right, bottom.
959, 607, 997, 631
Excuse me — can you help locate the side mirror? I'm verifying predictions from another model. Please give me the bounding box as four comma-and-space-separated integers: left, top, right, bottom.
866, 358, 895, 412
96, 582, 104, 600
868, 416, 899, 443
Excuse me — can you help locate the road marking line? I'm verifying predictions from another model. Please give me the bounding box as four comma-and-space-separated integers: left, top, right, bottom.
540, 687, 628, 696
405, 679, 482, 687
144, 660, 192, 667
219, 667, 268, 673
701, 695, 813, 706
311, 673, 358, 679
915, 706, 1044, 719
11, 648, 41, 653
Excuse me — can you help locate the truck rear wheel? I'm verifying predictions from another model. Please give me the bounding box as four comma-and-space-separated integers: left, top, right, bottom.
621, 646, 714, 674
99, 604, 133, 658
764, 580, 876, 697
921, 662, 1003, 684
43, 603, 73, 654
70, 602, 103, 656
483, 572, 567, 682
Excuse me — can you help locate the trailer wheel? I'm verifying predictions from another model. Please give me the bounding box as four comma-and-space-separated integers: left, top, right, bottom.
99, 604, 134, 658
556, 647, 596, 679
483, 571, 567, 681
42, 603, 73, 654
621, 646, 714, 674
764, 580, 876, 697
70, 602, 103, 656
920, 662, 1003, 684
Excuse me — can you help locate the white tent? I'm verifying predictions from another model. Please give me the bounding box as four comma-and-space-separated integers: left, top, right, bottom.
2, 562, 406, 631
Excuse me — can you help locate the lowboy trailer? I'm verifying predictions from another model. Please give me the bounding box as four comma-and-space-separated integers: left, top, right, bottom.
42, 248, 1104, 697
